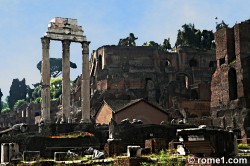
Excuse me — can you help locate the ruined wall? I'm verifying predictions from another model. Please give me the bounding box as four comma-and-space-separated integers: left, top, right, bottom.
86, 45, 215, 124
114, 101, 168, 124
177, 99, 210, 118
210, 20, 250, 142
95, 103, 113, 124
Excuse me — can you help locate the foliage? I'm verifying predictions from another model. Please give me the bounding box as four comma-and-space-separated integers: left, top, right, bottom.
13, 99, 26, 109
50, 77, 62, 99
50, 132, 95, 138
80, 155, 92, 162
143, 38, 172, 52
31, 84, 41, 100
1, 101, 8, 109
7, 78, 28, 109
0, 89, 2, 112
238, 143, 250, 149
118, 33, 138, 46
31, 97, 42, 104
142, 150, 185, 166
1, 107, 10, 113
30, 78, 62, 103
26, 85, 34, 102
175, 23, 215, 50
36, 58, 77, 78
216, 20, 228, 31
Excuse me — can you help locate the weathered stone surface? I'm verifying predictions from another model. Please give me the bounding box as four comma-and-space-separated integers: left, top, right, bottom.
41, 37, 51, 123
40, 18, 90, 123
211, 20, 250, 142
45, 17, 86, 42
23, 151, 40, 161
78, 45, 216, 124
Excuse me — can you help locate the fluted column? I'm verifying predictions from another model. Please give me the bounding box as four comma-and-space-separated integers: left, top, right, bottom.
81, 41, 91, 123
41, 37, 51, 123
61, 40, 71, 123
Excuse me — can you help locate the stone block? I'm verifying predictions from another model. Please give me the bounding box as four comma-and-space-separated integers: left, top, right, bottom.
1, 143, 20, 163
23, 151, 40, 161
145, 138, 166, 153
54, 152, 68, 161
127, 146, 141, 157
104, 140, 125, 157
114, 157, 149, 166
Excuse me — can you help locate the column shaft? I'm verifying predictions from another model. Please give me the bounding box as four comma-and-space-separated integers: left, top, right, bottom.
62, 40, 71, 123
41, 37, 51, 123
81, 41, 91, 123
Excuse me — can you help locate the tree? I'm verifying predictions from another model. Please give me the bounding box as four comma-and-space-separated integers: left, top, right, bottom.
31, 84, 41, 100
50, 77, 62, 99
0, 89, 3, 112
13, 99, 26, 109
216, 20, 228, 31
143, 38, 172, 52
7, 78, 28, 109
143, 41, 160, 48
37, 58, 77, 78
160, 38, 172, 51
175, 23, 214, 50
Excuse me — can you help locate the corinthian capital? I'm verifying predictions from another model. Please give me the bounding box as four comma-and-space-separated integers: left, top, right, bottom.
62, 40, 71, 51
41, 37, 50, 49
81, 41, 90, 53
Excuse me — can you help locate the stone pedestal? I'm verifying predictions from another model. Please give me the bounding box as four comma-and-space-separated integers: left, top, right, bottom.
1, 143, 19, 163
145, 138, 166, 153
104, 140, 125, 157
23, 151, 40, 161
127, 146, 141, 157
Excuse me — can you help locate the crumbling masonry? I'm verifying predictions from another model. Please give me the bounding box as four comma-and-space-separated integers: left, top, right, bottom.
211, 20, 250, 142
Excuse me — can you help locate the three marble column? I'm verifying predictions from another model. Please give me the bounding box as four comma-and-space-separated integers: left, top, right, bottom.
41, 38, 90, 123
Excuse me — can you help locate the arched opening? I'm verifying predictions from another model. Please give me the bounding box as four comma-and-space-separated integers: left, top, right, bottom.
98, 55, 102, 70
91, 59, 96, 77
189, 59, 198, 67
190, 89, 199, 99
176, 73, 191, 97
209, 61, 216, 67
165, 60, 171, 66
228, 68, 237, 100
160, 59, 171, 72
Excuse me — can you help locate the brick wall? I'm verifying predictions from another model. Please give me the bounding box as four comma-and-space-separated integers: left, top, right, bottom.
114, 101, 168, 124
95, 103, 113, 124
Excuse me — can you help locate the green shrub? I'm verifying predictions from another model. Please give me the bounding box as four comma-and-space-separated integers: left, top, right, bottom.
238, 143, 250, 149
31, 97, 42, 104
13, 99, 26, 109
1, 107, 10, 113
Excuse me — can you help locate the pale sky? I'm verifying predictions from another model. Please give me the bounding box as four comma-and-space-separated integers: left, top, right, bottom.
0, 0, 250, 99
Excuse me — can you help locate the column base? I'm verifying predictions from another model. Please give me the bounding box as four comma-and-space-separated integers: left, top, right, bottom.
60, 118, 72, 124
80, 118, 91, 124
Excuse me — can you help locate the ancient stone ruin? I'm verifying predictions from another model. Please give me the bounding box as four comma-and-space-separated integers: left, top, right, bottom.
211, 20, 250, 142
41, 17, 90, 124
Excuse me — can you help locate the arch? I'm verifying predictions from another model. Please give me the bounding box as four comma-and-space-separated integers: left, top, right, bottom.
209, 61, 216, 67
189, 59, 198, 67
190, 89, 199, 99
91, 58, 96, 77
160, 59, 172, 72
228, 68, 237, 100
98, 55, 102, 70
164, 59, 171, 67
176, 72, 193, 88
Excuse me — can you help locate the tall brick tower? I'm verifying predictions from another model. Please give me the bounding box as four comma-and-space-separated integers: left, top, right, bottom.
211, 20, 250, 143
